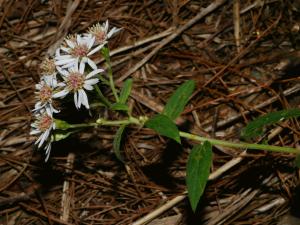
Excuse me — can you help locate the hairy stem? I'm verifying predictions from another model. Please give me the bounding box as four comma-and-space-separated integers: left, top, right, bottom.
102, 47, 119, 102
64, 116, 300, 154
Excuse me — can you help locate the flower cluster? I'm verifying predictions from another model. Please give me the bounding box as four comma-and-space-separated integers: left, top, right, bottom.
30, 21, 121, 161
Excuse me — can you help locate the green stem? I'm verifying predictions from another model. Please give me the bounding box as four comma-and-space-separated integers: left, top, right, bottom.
94, 85, 112, 107
97, 74, 110, 86
61, 116, 300, 155
68, 117, 141, 129
179, 131, 300, 154
103, 47, 119, 102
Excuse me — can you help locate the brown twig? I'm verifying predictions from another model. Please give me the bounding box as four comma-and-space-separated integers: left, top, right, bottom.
116, 0, 228, 84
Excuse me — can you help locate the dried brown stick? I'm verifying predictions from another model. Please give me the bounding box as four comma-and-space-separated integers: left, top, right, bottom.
233, 0, 241, 52
60, 152, 75, 222
116, 0, 228, 84
47, 0, 81, 55
206, 83, 300, 132
111, 42, 159, 67
131, 151, 245, 225
0, 165, 28, 193
19, 202, 73, 225
131, 143, 283, 225
202, 13, 281, 87
109, 27, 175, 58
0, 192, 30, 207
1, 64, 31, 112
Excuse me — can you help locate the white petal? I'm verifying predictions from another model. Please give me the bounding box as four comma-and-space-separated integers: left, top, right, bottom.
38, 130, 49, 148
57, 82, 66, 87
57, 67, 69, 76
34, 102, 44, 111
53, 89, 69, 98
44, 143, 51, 162
87, 43, 104, 56
79, 89, 89, 109
62, 62, 76, 69
31, 123, 38, 129
51, 77, 58, 87
55, 54, 72, 60
85, 78, 99, 86
61, 46, 71, 53
77, 90, 83, 108
86, 58, 97, 70
107, 27, 121, 39
105, 20, 109, 32
79, 59, 86, 74
88, 36, 95, 49
52, 107, 60, 114
55, 58, 75, 66
81, 36, 90, 47
56, 66, 66, 75
30, 129, 40, 135
43, 75, 53, 86
45, 143, 51, 155
45, 106, 52, 116
35, 83, 42, 90
86, 69, 103, 78
73, 57, 79, 71
35, 134, 43, 146
76, 35, 82, 45
55, 48, 61, 57
83, 83, 93, 90
74, 92, 79, 108
66, 39, 75, 48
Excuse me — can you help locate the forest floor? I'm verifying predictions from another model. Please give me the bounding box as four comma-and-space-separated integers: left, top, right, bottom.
0, 0, 300, 224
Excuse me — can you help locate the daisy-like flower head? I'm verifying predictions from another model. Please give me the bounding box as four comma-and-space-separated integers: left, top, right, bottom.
40, 57, 57, 76
30, 109, 55, 161
55, 34, 102, 69
88, 20, 121, 45
34, 75, 61, 114
53, 61, 103, 109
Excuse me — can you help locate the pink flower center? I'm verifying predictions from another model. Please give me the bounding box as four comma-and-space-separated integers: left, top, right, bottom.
39, 85, 52, 103
38, 114, 53, 132
67, 72, 85, 91
70, 44, 89, 58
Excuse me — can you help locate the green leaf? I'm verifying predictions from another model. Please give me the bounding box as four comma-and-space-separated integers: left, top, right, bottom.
55, 119, 71, 130
110, 102, 129, 111
119, 78, 132, 104
163, 80, 195, 121
113, 125, 126, 162
101, 46, 110, 60
294, 154, 300, 168
186, 141, 212, 212
94, 85, 112, 108
51, 130, 78, 142
241, 109, 300, 140
145, 114, 181, 144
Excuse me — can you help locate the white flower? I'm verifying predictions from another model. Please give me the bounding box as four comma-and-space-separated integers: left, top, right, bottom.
53, 61, 103, 109
87, 20, 121, 45
33, 75, 61, 114
30, 109, 55, 161
55, 34, 102, 69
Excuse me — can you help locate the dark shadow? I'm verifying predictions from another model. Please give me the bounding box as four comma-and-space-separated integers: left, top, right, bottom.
32, 136, 100, 192
142, 140, 183, 188
184, 189, 210, 225
141, 120, 193, 189
290, 185, 300, 218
